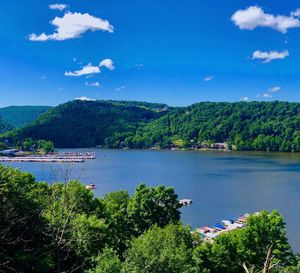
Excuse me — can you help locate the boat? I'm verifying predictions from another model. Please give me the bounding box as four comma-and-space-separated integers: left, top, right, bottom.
85, 184, 97, 190
213, 223, 226, 230
194, 212, 259, 240
222, 219, 244, 229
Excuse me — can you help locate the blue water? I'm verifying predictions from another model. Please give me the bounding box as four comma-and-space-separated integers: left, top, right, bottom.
5, 149, 300, 252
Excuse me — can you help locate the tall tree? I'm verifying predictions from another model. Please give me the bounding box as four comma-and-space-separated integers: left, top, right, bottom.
0, 166, 53, 272
123, 224, 194, 273
127, 183, 181, 235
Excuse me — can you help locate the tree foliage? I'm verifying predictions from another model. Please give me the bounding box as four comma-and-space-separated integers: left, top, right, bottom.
123, 101, 300, 152
85, 248, 122, 273
0, 116, 13, 134
0, 165, 298, 273
0, 166, 181, 272
15, 138, 55, 153
2, 100, 167, 148
123, 225, 194, 273
0, 166, 52, 272
0, 106, 51, 128
128, 183, 181, 235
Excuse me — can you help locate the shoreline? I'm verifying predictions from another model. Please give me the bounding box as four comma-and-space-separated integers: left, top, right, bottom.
97, 147, 300, 154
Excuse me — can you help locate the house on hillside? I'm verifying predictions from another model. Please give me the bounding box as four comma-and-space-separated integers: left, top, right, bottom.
212, 143, 228, 150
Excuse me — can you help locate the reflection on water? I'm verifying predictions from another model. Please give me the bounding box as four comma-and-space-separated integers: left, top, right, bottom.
4, 149, 300, 252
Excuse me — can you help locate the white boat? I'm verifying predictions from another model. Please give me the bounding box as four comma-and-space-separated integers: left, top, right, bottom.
85, 184, 97, 190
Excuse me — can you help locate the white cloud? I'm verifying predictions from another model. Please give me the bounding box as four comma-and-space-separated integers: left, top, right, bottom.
231, 6, 300, 33
40, 75, 46, 80
241, 96, 249, 102
257, 86, 281, 98
74, 96, 96, 101
263, 93, 273, 98
204, 75, 215, 82
29, 12, 113, 41
99, 59, 115, 70
66, 59, 114, 77
115, 86, 125, 91
291, 9, 300, 17
256, 93, 272, 98
134, 64, 145, 69
65, 63, 100, 77
85, 81, 100, 87
57, 87, 63, 91
49, 4, 68, 11
269, 86, 281, 93
252, 50, 289, 63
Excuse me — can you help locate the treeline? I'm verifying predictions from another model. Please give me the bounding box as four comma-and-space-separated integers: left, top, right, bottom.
3, 100, 300, 152
0, 138, 54, 154
17, 138, 55, 153
1, 165, 300, 273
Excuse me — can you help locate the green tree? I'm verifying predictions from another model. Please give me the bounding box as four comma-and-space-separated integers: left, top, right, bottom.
85, 248, 122, 273
0, 141, 7, 150
0, 166, 53, 272
123, 224, 194, 273
21, 138, 35, 151
127, 183, 181, 235
37, 139, 55, 153
279, 256, 300, 273
192, 211, 293, 273
102, 191, 131, 254
42, 180, 107, 272
237, 211, 293, 269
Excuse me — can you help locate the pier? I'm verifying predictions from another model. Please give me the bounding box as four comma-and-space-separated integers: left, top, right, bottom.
0, 152, 96, 163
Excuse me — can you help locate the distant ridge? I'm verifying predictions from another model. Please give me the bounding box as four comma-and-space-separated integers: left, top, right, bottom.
0, 106, 52, 129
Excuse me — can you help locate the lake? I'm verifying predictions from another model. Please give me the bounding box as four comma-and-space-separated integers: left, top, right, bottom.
4, 149, 300, 252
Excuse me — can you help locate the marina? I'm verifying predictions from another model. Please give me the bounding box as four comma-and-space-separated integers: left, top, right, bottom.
194, 213, 258, 240
0, 151, 96, 163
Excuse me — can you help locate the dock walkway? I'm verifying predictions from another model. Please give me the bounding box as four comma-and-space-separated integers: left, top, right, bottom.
0, 152, 96, 163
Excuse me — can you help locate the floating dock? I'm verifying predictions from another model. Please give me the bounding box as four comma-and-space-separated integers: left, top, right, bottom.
179, 199, 193, 206
0, 152, 96, 163
194, 212, 261, 241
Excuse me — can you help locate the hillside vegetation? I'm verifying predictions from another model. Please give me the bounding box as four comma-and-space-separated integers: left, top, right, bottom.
3, 100, 167, 148
3, 100, 300, 152
123, 101, 300, 152
0, 106, 51, 129
0, 117, 13, 134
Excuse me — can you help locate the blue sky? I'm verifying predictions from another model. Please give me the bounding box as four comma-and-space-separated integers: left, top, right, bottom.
1, 0, 300, 106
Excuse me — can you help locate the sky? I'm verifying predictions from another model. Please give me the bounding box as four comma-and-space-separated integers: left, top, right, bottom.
1, 0, 300, 107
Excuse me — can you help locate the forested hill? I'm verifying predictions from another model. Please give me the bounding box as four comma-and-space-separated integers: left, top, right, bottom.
3, 100, 168, 148
0, 106, 52, 129
124, 101, 300, 152
0, 117, 13, 134
3, 100, 300, 152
